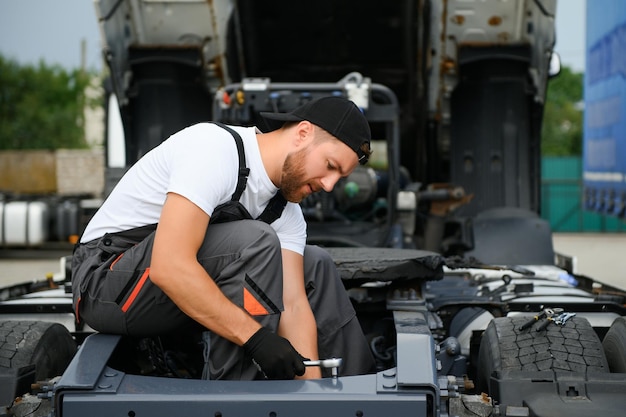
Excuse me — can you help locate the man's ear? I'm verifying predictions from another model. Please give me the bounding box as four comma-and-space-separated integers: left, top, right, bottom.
294, 121, 314, 147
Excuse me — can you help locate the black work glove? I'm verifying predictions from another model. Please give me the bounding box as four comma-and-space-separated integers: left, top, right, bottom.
243, 327, 307, 380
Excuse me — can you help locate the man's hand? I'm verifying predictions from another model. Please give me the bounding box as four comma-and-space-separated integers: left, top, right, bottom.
243, 327, 307, 379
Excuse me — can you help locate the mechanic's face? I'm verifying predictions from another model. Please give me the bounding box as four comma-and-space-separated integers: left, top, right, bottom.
280, 137, 359, 203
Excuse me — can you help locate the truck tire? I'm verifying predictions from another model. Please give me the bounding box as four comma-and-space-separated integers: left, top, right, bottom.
602, 316, 626, 373
476, 316, 609, 395
0, 320, 76, 380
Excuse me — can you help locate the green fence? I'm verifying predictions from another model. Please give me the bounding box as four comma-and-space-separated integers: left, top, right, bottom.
541, 157, 626, 232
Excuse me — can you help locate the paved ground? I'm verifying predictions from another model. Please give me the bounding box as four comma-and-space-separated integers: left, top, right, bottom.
1, 233, 625, 288
0, 247, 72, 284
551, 233, 625, 288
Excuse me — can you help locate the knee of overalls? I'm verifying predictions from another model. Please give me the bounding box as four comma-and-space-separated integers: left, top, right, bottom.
303, 245, 336, 276
302, 245, 347, 296
198, 220, 284, 290
203, 220, 281, 253
244, 220, 282, 249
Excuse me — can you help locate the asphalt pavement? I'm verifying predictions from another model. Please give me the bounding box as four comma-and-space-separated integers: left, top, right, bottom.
0, 247, 72, 284
1, 233, 625, 289
551, 233, 625, 288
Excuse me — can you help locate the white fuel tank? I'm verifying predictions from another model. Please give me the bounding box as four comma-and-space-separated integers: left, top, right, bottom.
0, 201, 49, 247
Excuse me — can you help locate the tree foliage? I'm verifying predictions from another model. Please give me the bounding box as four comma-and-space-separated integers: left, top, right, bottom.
0, 54, 96, 150
541, 65, 584, 156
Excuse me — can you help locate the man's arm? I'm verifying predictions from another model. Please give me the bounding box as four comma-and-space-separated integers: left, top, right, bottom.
150, 192, 261, 345
278, 249, 322, 379
150, 192, 306, 379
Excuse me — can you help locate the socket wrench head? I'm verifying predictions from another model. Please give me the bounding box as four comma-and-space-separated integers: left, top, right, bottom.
318, 358, 343, 368
303, 358, 343, 368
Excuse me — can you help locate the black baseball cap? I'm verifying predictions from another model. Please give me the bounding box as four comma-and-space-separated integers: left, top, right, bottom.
260, 96, 371, 165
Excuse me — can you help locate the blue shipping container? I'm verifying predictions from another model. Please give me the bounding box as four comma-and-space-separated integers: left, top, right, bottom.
584, 0, 626, 218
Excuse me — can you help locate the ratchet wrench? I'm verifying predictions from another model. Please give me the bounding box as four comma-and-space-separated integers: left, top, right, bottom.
303, 358, 343, 378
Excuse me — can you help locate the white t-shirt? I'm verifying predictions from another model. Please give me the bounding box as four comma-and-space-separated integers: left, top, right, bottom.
81, 123, 307, 255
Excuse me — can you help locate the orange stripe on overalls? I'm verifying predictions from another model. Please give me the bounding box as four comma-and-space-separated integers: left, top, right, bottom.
243, 287, 269, 315
121, 268, 150, 313
110, 252, 124, 270
75, 296, 81, 323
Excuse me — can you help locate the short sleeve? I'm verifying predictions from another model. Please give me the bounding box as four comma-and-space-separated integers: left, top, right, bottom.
165, 124, 238, 216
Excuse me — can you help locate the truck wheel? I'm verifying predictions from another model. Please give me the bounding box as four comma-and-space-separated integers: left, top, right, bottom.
476, 316, 609, 395
0, 320, 76, 380
602, 316, 626, 373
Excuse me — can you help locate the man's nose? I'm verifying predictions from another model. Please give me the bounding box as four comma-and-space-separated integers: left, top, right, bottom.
320, 173, 341, 192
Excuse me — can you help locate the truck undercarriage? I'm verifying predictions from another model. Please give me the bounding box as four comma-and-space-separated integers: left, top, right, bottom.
3, 245, 626, 417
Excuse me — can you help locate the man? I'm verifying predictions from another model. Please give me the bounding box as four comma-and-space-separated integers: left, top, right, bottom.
72, 96, 376, 380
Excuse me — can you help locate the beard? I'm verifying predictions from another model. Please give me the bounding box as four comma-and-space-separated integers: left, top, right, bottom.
280, 146, 310, 203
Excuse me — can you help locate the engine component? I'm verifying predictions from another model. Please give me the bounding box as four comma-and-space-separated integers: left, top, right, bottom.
333, 166, 378, 211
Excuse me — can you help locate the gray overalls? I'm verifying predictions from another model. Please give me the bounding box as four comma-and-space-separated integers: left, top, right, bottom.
71, 123, 375, 380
